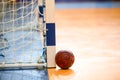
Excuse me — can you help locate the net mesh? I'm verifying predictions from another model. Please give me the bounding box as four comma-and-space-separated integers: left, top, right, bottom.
0, 0, 46, 69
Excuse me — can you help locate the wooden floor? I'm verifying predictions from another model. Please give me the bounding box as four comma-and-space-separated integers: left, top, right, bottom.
48, 8, 120, 80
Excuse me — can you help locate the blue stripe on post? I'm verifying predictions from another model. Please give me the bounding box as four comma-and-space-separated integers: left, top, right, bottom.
46, 23, 56, 46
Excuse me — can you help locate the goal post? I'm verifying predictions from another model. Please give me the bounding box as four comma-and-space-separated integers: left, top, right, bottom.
38, 0, 56, 68
45, 0, 56, 68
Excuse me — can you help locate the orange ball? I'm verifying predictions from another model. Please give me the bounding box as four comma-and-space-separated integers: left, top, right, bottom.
55, 50, 75, 69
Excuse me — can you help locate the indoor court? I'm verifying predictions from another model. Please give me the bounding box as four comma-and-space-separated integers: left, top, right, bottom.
0, 0, 120, 80
48, 1, 120, 80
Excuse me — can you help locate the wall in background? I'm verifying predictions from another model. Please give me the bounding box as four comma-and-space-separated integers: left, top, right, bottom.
55, 0, 120, 3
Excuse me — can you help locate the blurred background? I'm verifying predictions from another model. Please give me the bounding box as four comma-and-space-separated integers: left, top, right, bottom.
55, 0, 120, 9
48, 0, 120, 80
55, 0, 120, 2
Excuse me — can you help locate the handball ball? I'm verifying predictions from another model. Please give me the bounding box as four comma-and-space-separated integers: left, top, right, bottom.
55, 50, 75, 69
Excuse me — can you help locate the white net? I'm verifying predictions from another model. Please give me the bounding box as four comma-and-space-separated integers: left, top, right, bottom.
0, 0, 46, 69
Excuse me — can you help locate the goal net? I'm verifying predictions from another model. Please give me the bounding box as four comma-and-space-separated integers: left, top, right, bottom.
0, 0, 47, 69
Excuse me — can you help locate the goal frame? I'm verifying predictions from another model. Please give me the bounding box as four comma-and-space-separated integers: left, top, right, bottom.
0, 0, 56, 69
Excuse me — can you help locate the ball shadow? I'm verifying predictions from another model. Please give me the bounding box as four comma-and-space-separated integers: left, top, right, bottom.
55, 69, 75, 76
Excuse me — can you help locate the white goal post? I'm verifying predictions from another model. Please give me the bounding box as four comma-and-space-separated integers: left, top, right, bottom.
39, 0, 56, 68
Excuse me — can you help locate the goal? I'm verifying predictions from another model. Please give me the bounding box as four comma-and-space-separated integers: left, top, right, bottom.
0, 0, 47, 69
